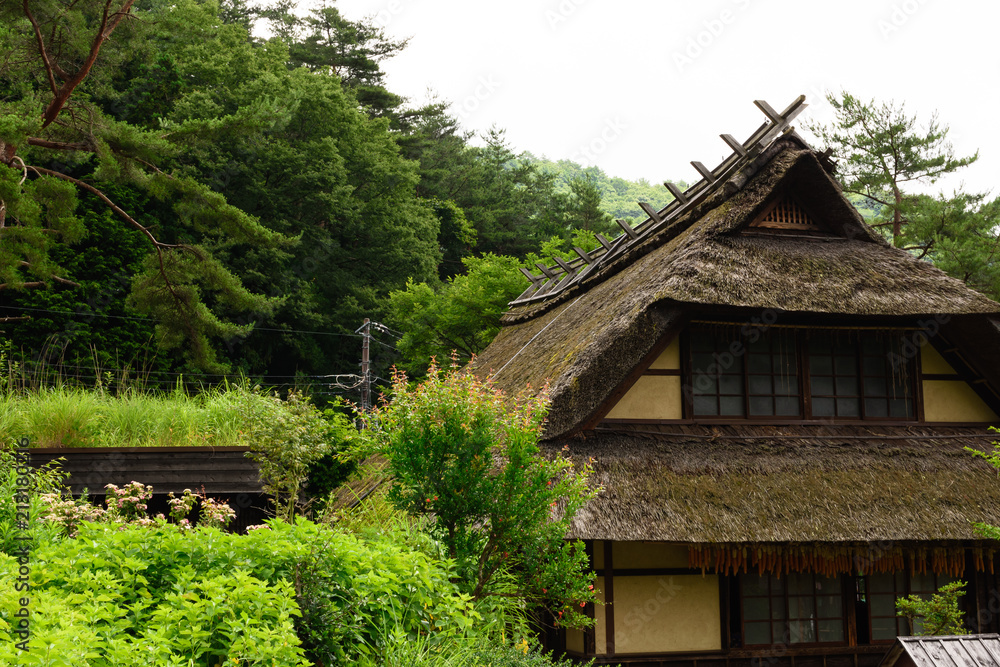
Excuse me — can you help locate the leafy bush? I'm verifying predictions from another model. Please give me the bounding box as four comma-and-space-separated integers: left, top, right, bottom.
0, 551, 306, 666
34, 481, 237, 536
0, 447, 65, 554
361, 361, 599, 628
237, 386, 354, 521
357, 627, 590, 667
0, 518, 477, 665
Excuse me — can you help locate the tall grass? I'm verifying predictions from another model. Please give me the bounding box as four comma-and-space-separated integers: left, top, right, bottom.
0, 382, 265, 449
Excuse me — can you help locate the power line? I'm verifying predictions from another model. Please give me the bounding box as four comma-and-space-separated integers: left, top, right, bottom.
0, 305, 363, 338
2, 361, 347, 380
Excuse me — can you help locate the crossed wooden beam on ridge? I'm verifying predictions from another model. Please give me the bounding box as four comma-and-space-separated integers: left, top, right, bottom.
510, 95, 808, 307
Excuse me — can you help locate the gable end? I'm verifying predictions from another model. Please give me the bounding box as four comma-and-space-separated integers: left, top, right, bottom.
749, 193, 825, 232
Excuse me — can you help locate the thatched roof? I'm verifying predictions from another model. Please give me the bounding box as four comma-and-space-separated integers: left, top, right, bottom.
554, 423, 1000, 544
501, 141, 998, 325
471, 140, 1000, 439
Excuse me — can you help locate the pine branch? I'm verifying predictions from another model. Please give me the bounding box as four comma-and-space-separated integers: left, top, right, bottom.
26, 137, 93, 152
27, 0, 139, 129
22, 0, 59, 98
26, 164, 178, 251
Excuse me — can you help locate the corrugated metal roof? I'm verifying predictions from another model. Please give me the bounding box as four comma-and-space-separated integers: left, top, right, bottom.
881, 635, 1000, 667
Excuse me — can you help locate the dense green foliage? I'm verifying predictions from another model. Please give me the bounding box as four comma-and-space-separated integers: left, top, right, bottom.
389, 254, 528, 373
240, 389, 353, 521
0, 518, 480, 665
0, 421, 585, 665
0, 0, 684, 386
361, 363, 599, 628
0, 376, 344, 450
526, 154, 678, 226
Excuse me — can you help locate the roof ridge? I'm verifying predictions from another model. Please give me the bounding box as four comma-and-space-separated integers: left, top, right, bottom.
510, 96, 811, 309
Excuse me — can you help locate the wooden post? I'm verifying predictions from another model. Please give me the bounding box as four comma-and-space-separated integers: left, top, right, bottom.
605, 541, 615, 656
360, 318, 371, 412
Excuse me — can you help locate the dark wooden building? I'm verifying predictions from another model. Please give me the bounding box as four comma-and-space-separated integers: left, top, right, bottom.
472, 96, 1000, 666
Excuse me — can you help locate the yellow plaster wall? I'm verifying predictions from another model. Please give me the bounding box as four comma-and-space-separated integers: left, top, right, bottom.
566, 627, 585, 654
605, 376, 683, 420
648, 338, 681, 370
923, 380, 998, 422
921, 343, 958, 375
612, 542, 689, 570
595, 576, 607, 655
613, 575, 721, 654
594, 540, 604, 569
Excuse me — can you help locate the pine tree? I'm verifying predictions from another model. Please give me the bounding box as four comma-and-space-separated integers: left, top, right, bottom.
806, 92, 979, 243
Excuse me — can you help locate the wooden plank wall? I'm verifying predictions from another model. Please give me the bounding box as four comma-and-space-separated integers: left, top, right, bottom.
24, 447, 270, 533
26, 447, 263, 495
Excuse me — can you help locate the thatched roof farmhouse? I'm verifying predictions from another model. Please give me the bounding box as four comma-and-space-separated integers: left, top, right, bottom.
472, 96, 1000, 665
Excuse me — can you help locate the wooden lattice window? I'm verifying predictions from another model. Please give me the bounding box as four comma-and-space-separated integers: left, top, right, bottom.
750, 195, 823, 231
867, 572, 960, 641
686, 327, 917, 422
741, 573, 846, 646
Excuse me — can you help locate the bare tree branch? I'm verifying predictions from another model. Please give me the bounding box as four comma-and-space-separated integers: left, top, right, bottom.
26, 137, 93, 152
0, 282, 45, 291
11, 261, 81, 288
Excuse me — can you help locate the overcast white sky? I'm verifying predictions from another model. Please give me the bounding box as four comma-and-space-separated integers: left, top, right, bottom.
326, 0, 998, 197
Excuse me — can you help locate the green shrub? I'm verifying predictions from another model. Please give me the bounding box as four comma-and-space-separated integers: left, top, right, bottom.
238, 387, 354, 521
0, 448, 66, 554
0, 551, 307, 666
0, 518, 477, 665
356, 627, 591, 667
361, 362, 599, 628
896, 580, 967, 636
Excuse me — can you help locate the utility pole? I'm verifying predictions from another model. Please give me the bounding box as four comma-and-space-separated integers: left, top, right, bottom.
357, 318, 371, 412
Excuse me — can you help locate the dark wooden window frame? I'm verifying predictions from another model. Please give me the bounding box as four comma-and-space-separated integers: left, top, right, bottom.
739, 572, 848, 648
865, 571, 961, 643
685, 327, 920, 423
